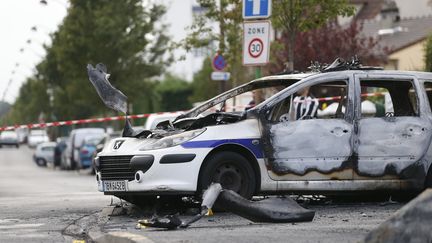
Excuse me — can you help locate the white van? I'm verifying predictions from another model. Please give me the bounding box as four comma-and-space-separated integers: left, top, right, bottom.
27, 129, 49, 148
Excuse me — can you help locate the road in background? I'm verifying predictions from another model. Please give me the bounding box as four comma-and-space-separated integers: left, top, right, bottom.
0, 146, 109, 242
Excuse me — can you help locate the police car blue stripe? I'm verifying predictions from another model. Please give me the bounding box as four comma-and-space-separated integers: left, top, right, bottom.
181, 139, 264, 159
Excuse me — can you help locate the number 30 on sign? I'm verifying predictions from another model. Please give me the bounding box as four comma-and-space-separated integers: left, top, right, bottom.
243, 21, 271, 66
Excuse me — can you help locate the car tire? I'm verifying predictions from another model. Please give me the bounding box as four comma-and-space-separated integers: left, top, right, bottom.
36, 158, 46, 167
16, 144, 19, 148
199, 151, 256, 199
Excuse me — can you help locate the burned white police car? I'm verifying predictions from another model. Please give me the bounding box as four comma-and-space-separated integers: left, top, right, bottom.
88, 58, 432, 204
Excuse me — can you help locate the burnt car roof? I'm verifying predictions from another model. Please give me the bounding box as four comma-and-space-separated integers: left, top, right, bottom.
182, 73, 317, 118
181, 70, 432, 119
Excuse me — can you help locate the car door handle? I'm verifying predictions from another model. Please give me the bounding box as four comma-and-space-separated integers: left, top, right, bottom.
330, 127, 349, 136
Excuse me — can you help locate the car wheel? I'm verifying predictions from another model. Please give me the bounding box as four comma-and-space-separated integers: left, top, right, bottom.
199, 151, 256, 199
16, 144, 19, 148
36, 158, 46, 167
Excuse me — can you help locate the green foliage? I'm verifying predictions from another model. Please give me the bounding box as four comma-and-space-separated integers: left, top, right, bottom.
0, 101, 10, 119
7, 78, 50, 124
272, 0, 355, 33
182, 0, 252, 89
425, 35, 432, 72
272, 0, 355, 70
155, 75, 193, 112
9, 0, 171, 124
189, 57, 219, 103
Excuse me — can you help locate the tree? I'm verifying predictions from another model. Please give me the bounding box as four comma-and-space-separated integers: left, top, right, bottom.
7, 78, 50, 124
270, 21, 388, 73
425, 35, 432, 72
189, 57, 219, 103
271, 0, 355, 71
183, 0, 253, 92
155, 75, 193, 112
34, 0, 171, 120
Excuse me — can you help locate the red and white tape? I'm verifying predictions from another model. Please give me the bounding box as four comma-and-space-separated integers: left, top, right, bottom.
0, 92, 386, 132
0, 112, 182, 132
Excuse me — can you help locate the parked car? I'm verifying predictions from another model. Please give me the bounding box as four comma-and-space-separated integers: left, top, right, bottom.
27, 129, 49, 148
54, 137, 68, 167
0, 131, 19, 148
61, 128, 105, 170
92, 59, 432, 205
33, 142, 57, 166
78, 134, 106, 169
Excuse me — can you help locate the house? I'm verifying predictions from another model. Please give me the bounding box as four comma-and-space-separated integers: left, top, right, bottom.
352, 0, 432, 70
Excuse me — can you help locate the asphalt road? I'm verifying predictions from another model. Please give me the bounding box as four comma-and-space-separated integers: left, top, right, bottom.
0, 145, 405, 243
0, 145, 109, 242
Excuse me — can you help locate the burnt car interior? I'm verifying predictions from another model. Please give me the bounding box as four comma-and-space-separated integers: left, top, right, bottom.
360, 80, 418, 118
266, 81, 348, 123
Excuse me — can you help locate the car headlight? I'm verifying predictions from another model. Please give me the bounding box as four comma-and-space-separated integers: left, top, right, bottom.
139, 128, 206, 151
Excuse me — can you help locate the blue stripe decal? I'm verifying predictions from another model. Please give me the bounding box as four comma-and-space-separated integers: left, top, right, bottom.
181, 138, 264, 159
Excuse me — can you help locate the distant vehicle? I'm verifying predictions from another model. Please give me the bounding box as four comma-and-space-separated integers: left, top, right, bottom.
78, 134, 106, 169
54, 137, 68, 167
27, 129, 49, 148
15, 127, 29, 144
91, 131, 121, 173
61, 128, 105, 170
33, 142, 57, 166
0, 131, 19, 148
144, 112, 183, 130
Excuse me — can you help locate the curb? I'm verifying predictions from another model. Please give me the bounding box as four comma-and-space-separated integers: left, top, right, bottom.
89, 231, 154, 243
88, 206, 154, 243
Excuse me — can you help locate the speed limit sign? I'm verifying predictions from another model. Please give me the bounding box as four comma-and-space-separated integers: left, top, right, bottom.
248, 38, 264, 58
243, 20, 271, 65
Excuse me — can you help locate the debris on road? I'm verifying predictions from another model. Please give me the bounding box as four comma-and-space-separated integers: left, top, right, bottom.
364, 189, 432, 243
216, 189, 315, 223
137, 183, 315, 230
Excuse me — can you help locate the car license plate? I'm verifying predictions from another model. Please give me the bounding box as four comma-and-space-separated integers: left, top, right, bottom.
103, 180, 128, 192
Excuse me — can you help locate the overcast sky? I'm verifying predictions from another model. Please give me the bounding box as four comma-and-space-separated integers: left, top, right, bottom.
0, 0, 199, 104
0, 0, 68, 103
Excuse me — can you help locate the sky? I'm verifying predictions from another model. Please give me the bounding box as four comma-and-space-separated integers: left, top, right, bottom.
0, 0, 202, 105
3, 0, 430, 105
0, 0, 68, 104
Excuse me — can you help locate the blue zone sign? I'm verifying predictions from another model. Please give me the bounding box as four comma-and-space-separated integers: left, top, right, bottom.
243, 0, 271, 19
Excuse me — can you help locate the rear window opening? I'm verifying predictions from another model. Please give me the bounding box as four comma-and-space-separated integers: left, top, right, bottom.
360, 80, 418, 118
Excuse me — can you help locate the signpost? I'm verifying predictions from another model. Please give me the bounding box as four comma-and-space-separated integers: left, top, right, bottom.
211, 72, 231, 81
212, 53, 227, 71
211, 53, 230, 82
242, 21, 271, 66
242, 0, 272, 78
243, 0, 271, 19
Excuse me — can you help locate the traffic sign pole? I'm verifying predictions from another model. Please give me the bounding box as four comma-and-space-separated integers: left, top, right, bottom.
255, 66, 261, 79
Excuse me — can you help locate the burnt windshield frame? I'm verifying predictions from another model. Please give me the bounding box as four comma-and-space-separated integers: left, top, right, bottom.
180, 78, 303, 119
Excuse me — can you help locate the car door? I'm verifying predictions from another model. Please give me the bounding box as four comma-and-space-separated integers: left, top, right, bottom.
354, 74, 432, 184
259, 73, 355, 180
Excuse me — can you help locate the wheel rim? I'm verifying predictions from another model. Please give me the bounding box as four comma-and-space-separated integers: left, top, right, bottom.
212, 162, 244, 193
